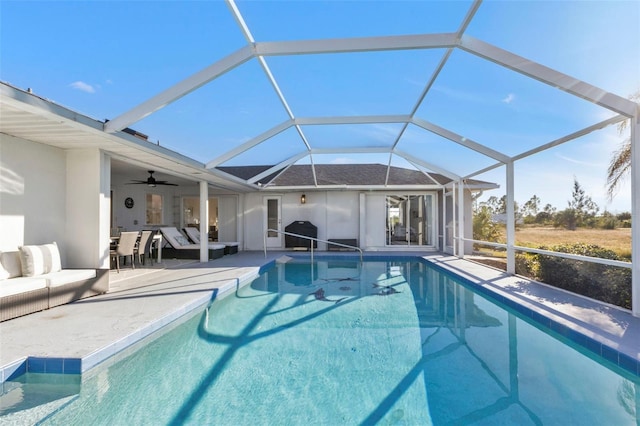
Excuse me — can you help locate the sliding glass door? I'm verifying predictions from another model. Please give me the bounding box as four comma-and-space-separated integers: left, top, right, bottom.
386, 194, 435, 247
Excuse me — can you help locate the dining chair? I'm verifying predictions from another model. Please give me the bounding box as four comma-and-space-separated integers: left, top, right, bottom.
110, 231, 139, 272
136, 230, 154, 265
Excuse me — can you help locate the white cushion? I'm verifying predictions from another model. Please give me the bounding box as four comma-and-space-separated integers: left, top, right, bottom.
0, 252, 10, 280
43, 242, 62, 273
1, 251, 23, 278
183, 227, 201, 243
19, 243, 62, 277
46, 269, 96, 288
0, 276, 48, 297
174, 235, 190, 246
165, 243, 225, 251
160, 227, 190, 248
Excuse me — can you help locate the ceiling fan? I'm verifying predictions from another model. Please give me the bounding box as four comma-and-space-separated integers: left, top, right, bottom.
128, 170, 178, 187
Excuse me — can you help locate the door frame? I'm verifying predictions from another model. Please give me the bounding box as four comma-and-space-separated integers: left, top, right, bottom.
264, 196, 282, 248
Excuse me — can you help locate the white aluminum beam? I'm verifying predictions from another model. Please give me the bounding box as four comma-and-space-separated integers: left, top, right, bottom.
457, 181, 465, 257
511, 115, 626, 162
261, 184, 445, 191
294, 115, 411, 126
403, 157, 445, 186
459, 36, 637, 118
248, 151, 309, 184
412, 117, 510, 163
463, 161, 504, 180
199, 181, 209, 262
394, 149, 460, 180
227, 0, 313, 154
206, 120, 292, 168
311, 146, 391, 155
632, 108, 640, 317
390, 0, 481, 152
506, 161, 515, 274
104, 46, 254, 133
255, 33, 458, 56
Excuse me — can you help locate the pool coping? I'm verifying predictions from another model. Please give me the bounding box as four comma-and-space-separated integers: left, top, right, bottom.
419, 254, 640, 378
1, 261, 274, 383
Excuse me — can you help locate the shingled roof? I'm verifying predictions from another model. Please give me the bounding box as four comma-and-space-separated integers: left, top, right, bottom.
218, 164, 496, 189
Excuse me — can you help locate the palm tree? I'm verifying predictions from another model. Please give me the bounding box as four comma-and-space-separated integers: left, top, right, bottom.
607, 90, 640, 200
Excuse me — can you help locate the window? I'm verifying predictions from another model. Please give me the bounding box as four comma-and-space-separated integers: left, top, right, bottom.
182, 196, 218, 229
386, 194, 434, 247
146, 193, 163, 225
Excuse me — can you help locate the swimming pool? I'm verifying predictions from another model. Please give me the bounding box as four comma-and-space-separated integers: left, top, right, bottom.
1, 257, 638, 425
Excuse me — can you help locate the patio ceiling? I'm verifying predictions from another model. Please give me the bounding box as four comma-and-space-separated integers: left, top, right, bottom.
1, 0, 638, 192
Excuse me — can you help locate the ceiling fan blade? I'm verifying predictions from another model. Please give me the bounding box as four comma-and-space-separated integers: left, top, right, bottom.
126, 171, 179, 186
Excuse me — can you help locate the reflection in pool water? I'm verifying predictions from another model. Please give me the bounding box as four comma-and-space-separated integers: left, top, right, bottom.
2, 258, 638, 425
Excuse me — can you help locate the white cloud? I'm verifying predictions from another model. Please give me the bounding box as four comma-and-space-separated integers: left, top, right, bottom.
502, 93, 515, 104
555, 153, 605, 168
69, 81, 95, 93
330, 157, 353, 164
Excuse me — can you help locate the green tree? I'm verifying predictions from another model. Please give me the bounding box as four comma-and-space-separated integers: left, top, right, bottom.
606, 90, 640, 200
555, 179, 598, 229
569, 178, 599, 220
521, 195, 541, 223
473, 206, 501, 243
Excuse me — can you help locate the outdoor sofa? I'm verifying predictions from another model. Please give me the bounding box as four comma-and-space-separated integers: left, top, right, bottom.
159, 227, 225, 260
0, 242, 108, 322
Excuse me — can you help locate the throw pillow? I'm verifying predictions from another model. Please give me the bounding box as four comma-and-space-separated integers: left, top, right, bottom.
42, 242, 62, 273
19, 245, 46, 277
0, 252, 10, 280
1, 251, 23, 278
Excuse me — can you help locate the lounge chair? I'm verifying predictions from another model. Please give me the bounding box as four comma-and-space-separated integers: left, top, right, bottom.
183, 226, 204, 244
183, 227, 239, 255
159, 227, 225, 260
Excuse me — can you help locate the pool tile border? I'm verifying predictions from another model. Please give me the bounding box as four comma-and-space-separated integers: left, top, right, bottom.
3, 255, 637, 382
423, 257, 640, 378
1, 264, 269, 383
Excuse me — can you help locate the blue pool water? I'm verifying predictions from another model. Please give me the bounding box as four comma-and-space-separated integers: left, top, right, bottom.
2, 258, 639, 425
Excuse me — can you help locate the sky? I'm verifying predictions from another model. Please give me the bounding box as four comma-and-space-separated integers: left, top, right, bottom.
1, 0, 639, 213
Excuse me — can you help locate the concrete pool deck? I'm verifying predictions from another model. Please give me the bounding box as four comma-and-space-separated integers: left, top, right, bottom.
1, 252, 639, 383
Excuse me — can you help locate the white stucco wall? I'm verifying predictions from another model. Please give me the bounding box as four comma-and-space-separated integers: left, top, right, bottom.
0, 134, 108, 267
218, 195, 238, 242
110, 174, 182, 232
66, 149, 110, 268
0, 134, 67, 253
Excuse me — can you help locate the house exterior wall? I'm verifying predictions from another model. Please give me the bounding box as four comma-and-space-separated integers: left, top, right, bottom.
0, 134, 476, 264
242, 190, 456, 252
65, 149, 111, 269
0, 134, 108, 268
217, 195, 239, 242
110, 173, 182, 232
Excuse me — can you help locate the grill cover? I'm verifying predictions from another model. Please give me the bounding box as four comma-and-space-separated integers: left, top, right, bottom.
285, 221, 317, 248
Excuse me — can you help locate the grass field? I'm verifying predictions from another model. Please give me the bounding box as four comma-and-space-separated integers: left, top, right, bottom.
475, 226, 632, 260
515, 226, 631, 258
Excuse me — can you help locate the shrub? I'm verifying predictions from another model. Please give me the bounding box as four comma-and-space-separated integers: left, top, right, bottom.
533, 243, 631, 309
617, 211, 632, 221
515, 252, 538, 278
